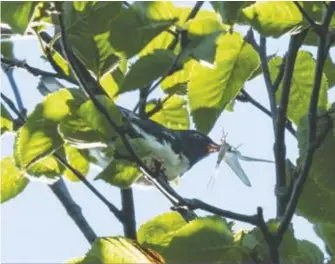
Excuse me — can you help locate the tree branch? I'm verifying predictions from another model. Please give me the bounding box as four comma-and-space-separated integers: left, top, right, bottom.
121, 188, 137, 240
276, 2, 335, 243
50, 178, 97, 244
274, 31, 307, 217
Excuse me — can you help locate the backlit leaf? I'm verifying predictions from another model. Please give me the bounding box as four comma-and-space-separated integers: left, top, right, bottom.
242, 2, 303, 37
14, 89, 85, 169
78, 96, 123, 141
188, 33, 260, 133
80, 237, 164, 263
63, 2, 122, 77
63, 145, 89, 182
146, 95, 190, 129
109, 2, 178, 58
1, 2, 37, 34
1, 104, 13, 135
274, 51, 328, 125
1, 157, 29, 203
95, 159, 140, 188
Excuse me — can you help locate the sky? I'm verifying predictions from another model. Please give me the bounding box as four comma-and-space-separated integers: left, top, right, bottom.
1, 2, 335, 263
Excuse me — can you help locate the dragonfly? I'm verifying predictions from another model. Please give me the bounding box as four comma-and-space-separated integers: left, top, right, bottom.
207, 131, 274, 189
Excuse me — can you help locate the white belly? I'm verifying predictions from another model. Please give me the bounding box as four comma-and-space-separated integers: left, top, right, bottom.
131, 124, 190, 181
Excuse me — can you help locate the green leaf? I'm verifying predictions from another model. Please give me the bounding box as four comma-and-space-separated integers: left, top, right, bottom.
99, 59, 127, 98
80, 237, 164, 264
14, 89, 85, 169
1, 2, 37, 34
1, 104, 13, 135
139, 31, 175, 57
324, 55, 335, 89
27, 155, 64, 179
314, 223, 335, 255
63, 2, 122, 77
95, 159, 141, 188
138, 213, 240, 263
242, 2, 303, 37
161, 216, 234, 262
188, 33, 260, 133
291, 239, 324, 264
296, 105, 335, 223
108, 2, 178, 58
242, 220, 298, 263
211, 1, 252, 25
1, 157, 29, 203
161, 59, 200, 95
63, 145, 89, 182
274, 51, 328, 125
297, 173, 335, 224
47, 36, 75, 79
146, 95, 190, 129
59, 114, 107, 149
78, 96, 123, 141
138, 212, 187, 252
120, 50, 176, 93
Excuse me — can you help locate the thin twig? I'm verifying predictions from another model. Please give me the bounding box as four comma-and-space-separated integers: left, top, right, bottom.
276, 2, 335, 243
240, 90, 297, 137
50, 178, 97, 244
1, 57, 65, 80
54, 153, 124, 221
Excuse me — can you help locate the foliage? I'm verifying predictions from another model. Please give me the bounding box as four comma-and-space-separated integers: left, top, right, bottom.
1, 1, 335, 263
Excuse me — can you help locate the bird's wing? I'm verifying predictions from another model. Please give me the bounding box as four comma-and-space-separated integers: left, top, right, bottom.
224, 152, 252, 187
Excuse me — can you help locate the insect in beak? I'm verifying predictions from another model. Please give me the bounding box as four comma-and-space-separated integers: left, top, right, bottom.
208, 143, 221, 153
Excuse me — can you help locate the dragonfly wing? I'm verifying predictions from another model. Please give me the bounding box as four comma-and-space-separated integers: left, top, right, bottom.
224, 152, 252, 187
233, 150, 274, 163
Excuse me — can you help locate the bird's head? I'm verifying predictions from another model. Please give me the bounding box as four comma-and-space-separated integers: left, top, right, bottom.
178, 130, 220, 166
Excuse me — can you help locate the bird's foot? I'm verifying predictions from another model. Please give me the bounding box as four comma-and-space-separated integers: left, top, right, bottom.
172, 198, 199, 211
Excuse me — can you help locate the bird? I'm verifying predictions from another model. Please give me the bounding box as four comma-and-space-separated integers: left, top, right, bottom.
119, 106, 221, 185
63, 105, 221, 186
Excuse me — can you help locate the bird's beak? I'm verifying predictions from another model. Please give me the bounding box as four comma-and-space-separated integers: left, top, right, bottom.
208, 143, 220, 153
